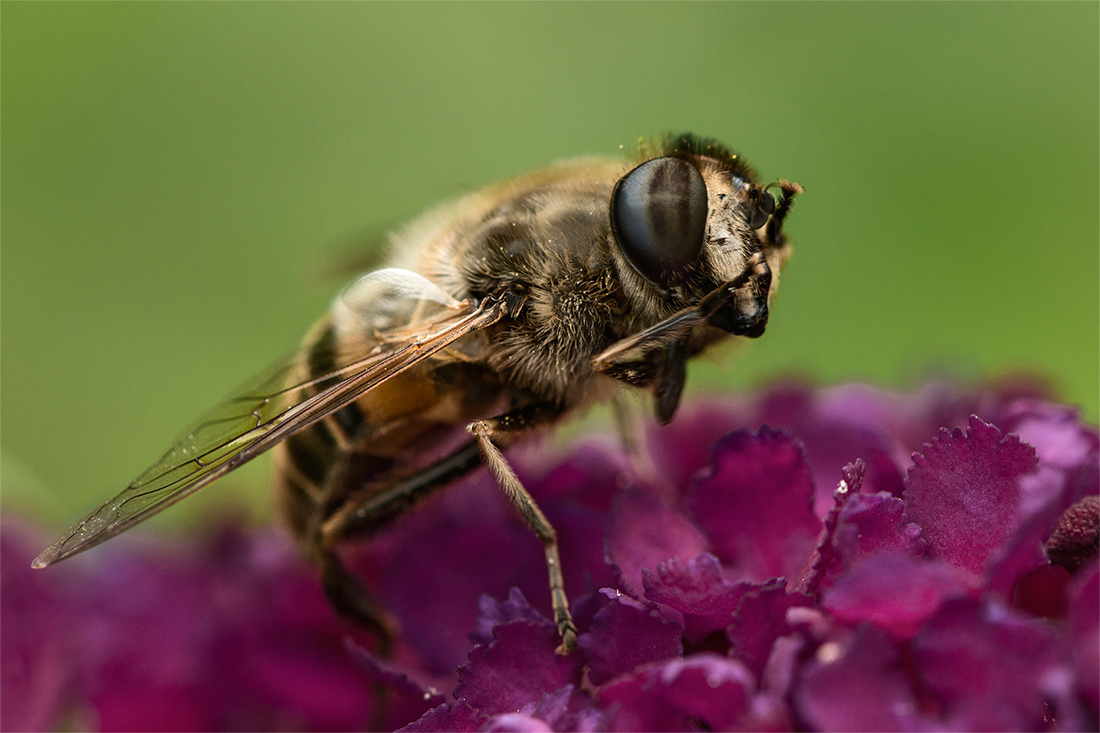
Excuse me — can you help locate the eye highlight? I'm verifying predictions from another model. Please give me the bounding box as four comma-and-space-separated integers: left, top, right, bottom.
610, 157, 708, 287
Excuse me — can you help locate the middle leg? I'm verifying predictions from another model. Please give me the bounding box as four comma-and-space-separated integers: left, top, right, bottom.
466, 402, 578, 654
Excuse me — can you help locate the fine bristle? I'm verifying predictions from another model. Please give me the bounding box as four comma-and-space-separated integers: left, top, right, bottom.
635, 133, 758, 182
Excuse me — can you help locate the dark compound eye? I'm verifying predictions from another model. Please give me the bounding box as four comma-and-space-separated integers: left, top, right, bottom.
610, 157, 708, 287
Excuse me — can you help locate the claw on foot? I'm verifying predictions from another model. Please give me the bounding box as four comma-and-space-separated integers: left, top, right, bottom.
555, 622, 579, 656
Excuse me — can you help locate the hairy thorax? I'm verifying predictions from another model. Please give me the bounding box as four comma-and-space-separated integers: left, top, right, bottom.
388, 158, 642, 407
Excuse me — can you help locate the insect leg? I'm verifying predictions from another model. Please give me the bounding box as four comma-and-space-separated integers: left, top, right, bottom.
303, 457, 396, 730
317, 547, 395, 640
592, 252, 769, 423
312, 441, 487, 729
305, 455, 399, 642
326, 440, 483, 541
312, 441, 486, 635
466, 404, 578, 655
610, 392, 644, 462
590, 251, 770, 377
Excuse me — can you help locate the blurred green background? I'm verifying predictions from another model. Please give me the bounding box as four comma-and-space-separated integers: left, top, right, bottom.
3, 3, 1097, 531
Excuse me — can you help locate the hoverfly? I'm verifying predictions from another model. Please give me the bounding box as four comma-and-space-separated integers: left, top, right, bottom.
33, 134, 800, 653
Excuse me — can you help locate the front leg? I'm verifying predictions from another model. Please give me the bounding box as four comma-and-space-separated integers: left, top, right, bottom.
591, 251, 768, 375
590, 333, 688, 425
592, 251, 769, 423
466, 403, 579, 654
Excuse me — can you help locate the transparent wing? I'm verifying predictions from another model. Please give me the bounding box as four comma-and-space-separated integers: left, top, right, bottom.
33, 270, 508, 568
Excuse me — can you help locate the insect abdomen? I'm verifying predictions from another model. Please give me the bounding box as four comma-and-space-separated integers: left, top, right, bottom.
273, 319, 506, 547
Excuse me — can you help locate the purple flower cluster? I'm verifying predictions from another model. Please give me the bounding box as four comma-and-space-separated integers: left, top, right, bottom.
3, 381, 1097, 732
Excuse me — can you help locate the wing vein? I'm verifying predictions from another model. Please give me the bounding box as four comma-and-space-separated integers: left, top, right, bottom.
32, 294, 507, 568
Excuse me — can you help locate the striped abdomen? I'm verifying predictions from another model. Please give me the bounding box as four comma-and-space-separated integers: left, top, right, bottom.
272, 317, 504, 549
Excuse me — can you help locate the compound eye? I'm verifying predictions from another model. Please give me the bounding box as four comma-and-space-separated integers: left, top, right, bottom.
611, 157, 708, 286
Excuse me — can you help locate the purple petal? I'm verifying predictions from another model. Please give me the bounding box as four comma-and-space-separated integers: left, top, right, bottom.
903, 416, 1038, 581
139, 531, 377, 731
481, 713, 554, 732
546, 502, 617, 604
1002, 401, 1099, 537
642, 553, 753, 642
471, 588, 551, 647
645, 399, 753, 499
1069, 454, 1100, 507
993, 399, 1099, 476
1011, 564, 1073, 620
912, 598, 1073, 730
799, 460, 864, 595
749, 635, 802, 730
16, 522, 384, 732
230, 633, 380, 731
368, 452, 613, 673
92, 685, 215, 732
833, 492, 926, 568
9, 382, 1095, 733
576, 590, 682, 686
516, 440, 632, 512
986, 495, 1071, 599
453, 621, 583, 716
511, 685, 607, 733
743, 383, 912, 508
767, 390, 907, 513
604, 488, 709, 599
1066, 568, 1099, 717
399, 701, 485, 733
794, 624, 933, 732
1, 523, 77, 733
566, 590, 607, 640
687, 427, 820, 583
380, 477, 545, 674
822, 553, 968, 638
598, 653, 755, 732
878, 380, 999, 453
726, 579, 810, 683
344, 639, 446, 730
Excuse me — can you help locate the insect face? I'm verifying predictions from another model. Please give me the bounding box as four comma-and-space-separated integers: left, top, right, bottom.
609, 141, 799, 345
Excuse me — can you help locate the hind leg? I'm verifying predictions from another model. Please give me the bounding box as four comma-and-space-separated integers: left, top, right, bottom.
308, 441, 485, 640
